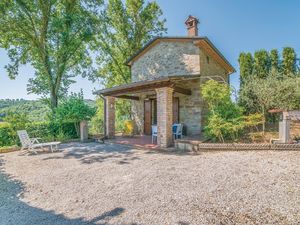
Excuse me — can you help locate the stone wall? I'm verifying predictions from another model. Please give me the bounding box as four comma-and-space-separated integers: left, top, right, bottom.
132, 97, 145, 134
199, 49, 228, 81
291, 121, 300, 139
131, 41, 200, 82
175, 79, 202, 136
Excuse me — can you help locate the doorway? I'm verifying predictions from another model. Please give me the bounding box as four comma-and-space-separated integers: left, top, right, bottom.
144, 97, 179, 135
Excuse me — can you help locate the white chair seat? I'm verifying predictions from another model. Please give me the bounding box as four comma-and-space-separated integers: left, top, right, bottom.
32, 142, 60, 148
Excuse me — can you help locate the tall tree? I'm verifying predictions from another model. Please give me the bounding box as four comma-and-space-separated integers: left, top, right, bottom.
94, 0, 166, 122
95, 0, 166, 88
238, 52, 254, 85
282, 47, 297, 76
253, 50, 270, 78
0, 0, 102, 110
270, 49, 280, 73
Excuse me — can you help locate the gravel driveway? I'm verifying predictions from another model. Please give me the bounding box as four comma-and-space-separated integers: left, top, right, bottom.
0, 142, 299, 225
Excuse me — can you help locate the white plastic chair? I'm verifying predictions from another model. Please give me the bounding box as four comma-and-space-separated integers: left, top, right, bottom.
173, 123, 183, 139
151, 125, 157, 144
17, 130, 61, 154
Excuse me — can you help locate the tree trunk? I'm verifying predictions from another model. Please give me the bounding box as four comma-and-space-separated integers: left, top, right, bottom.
262, 107, 266, 135
50, 91, 58, 110
74, 122, 80, 137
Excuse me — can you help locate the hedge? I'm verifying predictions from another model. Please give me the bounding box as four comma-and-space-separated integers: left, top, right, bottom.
0, 121, 78, 147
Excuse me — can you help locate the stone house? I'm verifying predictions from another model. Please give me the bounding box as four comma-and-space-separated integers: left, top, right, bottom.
95, 16, 235, 147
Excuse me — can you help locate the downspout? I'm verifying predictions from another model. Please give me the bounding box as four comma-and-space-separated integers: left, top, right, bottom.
99, 95, 107, 139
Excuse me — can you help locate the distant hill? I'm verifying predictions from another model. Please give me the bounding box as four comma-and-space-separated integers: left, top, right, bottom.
0, 99, 96, 122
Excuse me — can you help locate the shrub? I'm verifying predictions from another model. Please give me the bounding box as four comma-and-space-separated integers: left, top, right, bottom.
201, 80, 263, 142
0, 123, 14, 146
89, 97, 104, 135
0, 121, 78, 147
55, 92, 96, 136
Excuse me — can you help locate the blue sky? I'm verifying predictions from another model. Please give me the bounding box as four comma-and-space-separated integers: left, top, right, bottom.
1, 0, 300, 100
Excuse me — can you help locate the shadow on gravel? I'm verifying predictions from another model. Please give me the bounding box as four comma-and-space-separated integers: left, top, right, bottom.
40, 142, 195, 165
42, 142, 141, 165
0, 157, 137, 225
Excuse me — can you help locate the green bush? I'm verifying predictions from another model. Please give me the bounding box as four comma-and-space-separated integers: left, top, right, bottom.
0, 123, 14, 146
55, 92, 96, 136
0, 121, 78, 147
201, 80, 264, 142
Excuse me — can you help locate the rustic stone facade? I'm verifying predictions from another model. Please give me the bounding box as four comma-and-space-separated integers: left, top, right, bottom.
199, 49, 228, 81
131, 47, 227, 137
105, 96, 115, 138
156, 87, 173, 147
131, 41, 200, 82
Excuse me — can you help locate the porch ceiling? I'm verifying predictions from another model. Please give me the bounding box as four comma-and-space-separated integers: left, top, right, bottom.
94, 75, 199, 99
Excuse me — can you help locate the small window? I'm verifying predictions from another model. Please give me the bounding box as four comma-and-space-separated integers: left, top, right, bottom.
206, 56, 210, 64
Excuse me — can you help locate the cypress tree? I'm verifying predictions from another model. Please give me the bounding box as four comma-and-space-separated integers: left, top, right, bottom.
238, 52, 254, 86
270, 49, 279, 73
282, 47, 296, 76
253, 50, 270, 78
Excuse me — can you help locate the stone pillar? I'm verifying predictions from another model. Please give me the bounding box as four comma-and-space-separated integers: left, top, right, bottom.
279, 119, 290, 143
156, 87, 173, 147
105, 96, 115, 138
80, 120, 88, 142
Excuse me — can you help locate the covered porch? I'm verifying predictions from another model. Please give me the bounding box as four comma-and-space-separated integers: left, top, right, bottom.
94, 76, 200, 148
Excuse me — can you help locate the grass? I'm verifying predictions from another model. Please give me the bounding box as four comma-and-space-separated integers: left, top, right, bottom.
0, 145, 20, 153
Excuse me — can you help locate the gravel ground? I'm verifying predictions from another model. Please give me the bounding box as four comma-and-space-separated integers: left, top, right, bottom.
0, 142, 300, 225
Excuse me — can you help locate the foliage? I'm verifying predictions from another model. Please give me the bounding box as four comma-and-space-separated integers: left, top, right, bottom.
238, 47, 298, 81
0, 99, 50, 122
3, 113, 29, 144
94, 0, 166, 126
270, 49, 279, 73
0, 120, 78, 147
238, 52, 253, 86
89, 97, 104, 135
95, 0, 166, 87
123, 120, 134, 136
202, 80, 263, 142
55, 92, 96, 123
238, 47, 299, 115
243, 113, 265, 128
0, 98, 95, 122
0, 123, 14, 146
55, 92, 96, 135
282, 47, 297, 76
253, 50, 270, 78
239, 74, 300, 131
0, 0, 102, 109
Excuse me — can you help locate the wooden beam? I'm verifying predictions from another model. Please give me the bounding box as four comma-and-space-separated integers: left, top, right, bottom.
103, 80, 173, 96
114, 95, 139, 101
173, 86, 192, 95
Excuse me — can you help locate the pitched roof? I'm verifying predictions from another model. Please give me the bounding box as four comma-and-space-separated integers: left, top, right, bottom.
125, 36, 235, 74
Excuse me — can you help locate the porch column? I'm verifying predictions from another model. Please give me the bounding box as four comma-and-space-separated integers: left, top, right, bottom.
105, 96, 115, 138
279, 119, 290, 143
156, 87, 173, 147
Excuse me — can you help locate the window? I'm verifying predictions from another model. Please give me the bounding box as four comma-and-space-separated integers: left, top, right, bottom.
206, 56, 210, 64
